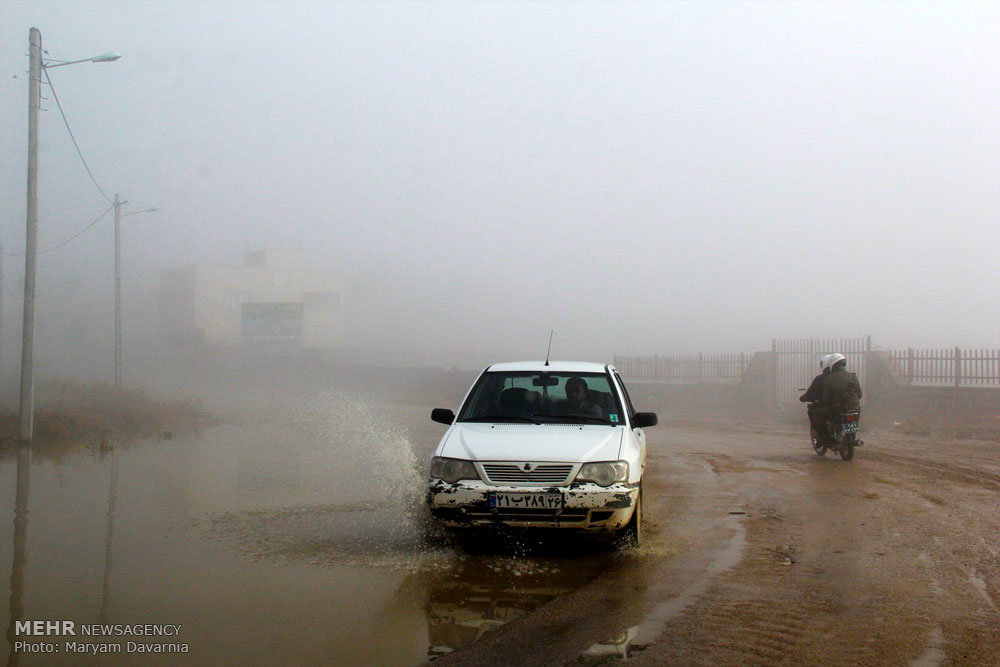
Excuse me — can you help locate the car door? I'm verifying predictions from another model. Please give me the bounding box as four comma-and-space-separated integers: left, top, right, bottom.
613, 370, 646, 476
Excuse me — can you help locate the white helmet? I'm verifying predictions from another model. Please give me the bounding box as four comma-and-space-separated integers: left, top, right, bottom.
826, 353, 846, 369
819, 354, 831, 369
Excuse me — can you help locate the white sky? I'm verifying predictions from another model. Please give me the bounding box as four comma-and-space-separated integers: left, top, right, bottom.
1, 1, 997, 363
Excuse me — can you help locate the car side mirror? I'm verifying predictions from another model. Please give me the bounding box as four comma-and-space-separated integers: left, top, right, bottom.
633, 412, 658, 428
431, 408, 455, 425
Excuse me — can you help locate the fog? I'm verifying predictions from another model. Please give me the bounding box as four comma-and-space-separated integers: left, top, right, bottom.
0, 1, 997, 376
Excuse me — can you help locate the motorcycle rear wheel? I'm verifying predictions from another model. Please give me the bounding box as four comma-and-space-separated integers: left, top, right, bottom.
810, 426, 827, 456
839, 434, 855, 461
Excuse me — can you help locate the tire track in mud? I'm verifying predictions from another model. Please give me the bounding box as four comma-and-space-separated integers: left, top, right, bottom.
864, 435, 1000, 664
634, 501, 823, 665
631, 498, 937, 666
863, 449, 1000, 492
624, 430, 1000, 666
626, 435, 961, 666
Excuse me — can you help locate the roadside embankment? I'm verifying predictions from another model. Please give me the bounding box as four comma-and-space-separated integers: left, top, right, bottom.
0, 382, 214, 457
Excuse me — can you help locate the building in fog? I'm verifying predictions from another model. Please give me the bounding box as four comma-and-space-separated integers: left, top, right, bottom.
158, 247, 344, 354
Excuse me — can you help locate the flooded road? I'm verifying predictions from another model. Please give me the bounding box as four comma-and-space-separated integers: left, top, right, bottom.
1, 383, 620, 665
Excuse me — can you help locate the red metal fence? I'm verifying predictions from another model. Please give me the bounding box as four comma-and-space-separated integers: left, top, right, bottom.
888, 348, 1000, 386
613, 353, 749, 384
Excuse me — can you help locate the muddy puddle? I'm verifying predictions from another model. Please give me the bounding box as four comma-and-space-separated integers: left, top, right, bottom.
1, 388, 618, 665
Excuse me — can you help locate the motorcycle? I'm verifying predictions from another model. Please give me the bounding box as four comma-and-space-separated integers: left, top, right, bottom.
808, 402, 863, 461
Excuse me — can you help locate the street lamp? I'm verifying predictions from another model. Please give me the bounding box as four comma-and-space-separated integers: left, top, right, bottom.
19, 27, 120, 444
113, 198, 158, 389
42, 52, 122, 68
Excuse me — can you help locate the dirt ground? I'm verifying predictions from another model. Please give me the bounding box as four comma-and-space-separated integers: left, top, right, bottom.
434, 421, 1000, 666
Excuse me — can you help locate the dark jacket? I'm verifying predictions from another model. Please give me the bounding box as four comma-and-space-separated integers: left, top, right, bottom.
823, 366, 862, 411
799, 371, 828, 402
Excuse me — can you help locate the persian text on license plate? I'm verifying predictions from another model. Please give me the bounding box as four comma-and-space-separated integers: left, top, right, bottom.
845, 422, 859, 433
489, 492, 563, 509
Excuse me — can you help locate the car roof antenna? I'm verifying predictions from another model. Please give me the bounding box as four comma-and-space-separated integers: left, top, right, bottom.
544, 329, 554, 367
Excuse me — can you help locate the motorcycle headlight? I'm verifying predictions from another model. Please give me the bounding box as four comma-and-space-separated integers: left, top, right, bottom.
430, 457, 480, 484
575, 461, 629, 487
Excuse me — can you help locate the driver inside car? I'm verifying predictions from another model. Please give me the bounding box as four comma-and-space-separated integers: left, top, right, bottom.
565, 376, 604, 419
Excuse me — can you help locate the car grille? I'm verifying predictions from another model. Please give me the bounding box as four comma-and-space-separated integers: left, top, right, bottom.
481, 464, 574, 484
466, 507, 589, 523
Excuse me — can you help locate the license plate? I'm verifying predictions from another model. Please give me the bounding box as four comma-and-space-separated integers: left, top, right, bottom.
844, 422, 859, 433
489, 492, 563, 509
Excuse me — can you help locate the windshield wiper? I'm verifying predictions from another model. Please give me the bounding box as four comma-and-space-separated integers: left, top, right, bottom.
530, 413, 610, 425
461, 415, 540, 424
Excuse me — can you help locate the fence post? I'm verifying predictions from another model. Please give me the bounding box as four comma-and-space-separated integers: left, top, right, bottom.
654, 354, 659, 383
864, 335, 872, 398
907, 348, 914, 385
953, 347, 961, 418
771, 339, 778, 414
736, 352, 746, 420
697, 352, 703, 384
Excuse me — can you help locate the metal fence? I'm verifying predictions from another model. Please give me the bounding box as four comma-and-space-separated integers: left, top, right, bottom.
773, 337, 871, 407
616, 339, 1000, 410
888, 348, 1000, 386
613, 353, 750, 384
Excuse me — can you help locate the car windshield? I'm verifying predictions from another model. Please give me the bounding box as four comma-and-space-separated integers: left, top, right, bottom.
458, 371, 624, 425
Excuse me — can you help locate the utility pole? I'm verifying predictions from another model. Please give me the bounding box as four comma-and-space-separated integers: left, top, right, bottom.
1, 244, 5, 375
114, 193, 122, 389
89, 191, 154, 390
17, 31, 120, 443
19, 28, 42, 444
113, 199, 157, 389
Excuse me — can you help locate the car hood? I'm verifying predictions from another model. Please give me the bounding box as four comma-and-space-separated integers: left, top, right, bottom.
440, 423, 624, 463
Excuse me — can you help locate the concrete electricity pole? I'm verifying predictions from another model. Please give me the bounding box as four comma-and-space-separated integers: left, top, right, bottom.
1, 244, 5, 376
114, 198, 158, 389
114, 193, 122, 388
19, 27, 42, 444
18, 28, 121, 443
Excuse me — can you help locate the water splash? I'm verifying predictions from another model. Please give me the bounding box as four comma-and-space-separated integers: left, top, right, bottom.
283, 388, 427, 507
207, 387, 453, 570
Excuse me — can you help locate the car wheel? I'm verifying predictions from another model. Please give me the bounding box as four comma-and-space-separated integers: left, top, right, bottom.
619, 485, 642, 548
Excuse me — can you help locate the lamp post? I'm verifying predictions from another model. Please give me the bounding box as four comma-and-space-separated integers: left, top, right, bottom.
113, 197, 158, 389
42, 53, 122, 68
19, 27, 120, 444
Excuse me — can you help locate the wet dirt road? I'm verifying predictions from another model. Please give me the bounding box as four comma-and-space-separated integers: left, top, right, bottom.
2, 377, 998, 665
436, 422, 1000, 666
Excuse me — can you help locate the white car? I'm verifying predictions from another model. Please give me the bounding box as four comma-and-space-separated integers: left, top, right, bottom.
426, 361, 657, 544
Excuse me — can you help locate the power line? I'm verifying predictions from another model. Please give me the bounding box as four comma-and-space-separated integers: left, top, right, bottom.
39, 203, 115, 253
5, 203, 116, 256
42, 66, 114, 204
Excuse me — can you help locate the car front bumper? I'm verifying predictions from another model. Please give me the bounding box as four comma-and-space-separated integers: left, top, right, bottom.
426, 479, 638, 530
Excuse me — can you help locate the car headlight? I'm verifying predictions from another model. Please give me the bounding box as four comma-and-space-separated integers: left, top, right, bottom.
575, 461, 629, 487
430, 457, 480, 484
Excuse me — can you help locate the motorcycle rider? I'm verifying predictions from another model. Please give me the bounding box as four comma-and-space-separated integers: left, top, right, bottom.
823, 353, 863, 415
800, 354, 832, 439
